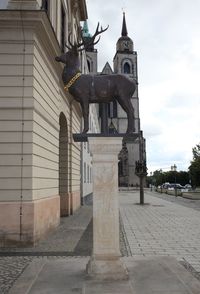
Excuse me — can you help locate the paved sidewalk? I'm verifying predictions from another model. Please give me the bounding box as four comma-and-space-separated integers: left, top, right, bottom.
7, 256, 200, 294
1, 190, 200, 293
119, 190, 200, 276
0, 203, 128, 293
0, 205, 92, 294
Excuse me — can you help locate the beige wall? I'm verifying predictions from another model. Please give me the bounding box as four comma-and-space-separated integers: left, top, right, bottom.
0, 7, 84, 244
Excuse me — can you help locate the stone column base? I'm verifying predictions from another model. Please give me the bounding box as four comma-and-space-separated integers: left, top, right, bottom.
86, 256, 129, 280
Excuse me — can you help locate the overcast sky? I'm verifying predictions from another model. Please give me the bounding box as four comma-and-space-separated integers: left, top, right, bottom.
86, 0, 200, 173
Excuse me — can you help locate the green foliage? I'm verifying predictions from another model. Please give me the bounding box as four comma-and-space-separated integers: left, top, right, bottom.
189, 143, 200, 186
192, 143, 200, 160
147, 170, 190, 187
148, 143, 200, 187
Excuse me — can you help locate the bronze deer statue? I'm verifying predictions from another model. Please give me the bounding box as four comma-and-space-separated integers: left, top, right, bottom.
55, 23, 136, 134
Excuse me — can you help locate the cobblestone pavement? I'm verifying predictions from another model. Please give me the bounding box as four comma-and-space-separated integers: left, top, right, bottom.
0, 256, 33, 294
119, 191, 200, 279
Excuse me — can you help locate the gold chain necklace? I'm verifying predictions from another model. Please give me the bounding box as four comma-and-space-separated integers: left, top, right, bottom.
64, 72, 81, 91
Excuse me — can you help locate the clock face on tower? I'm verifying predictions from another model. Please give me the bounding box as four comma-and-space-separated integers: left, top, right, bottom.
122, 40, 129, 50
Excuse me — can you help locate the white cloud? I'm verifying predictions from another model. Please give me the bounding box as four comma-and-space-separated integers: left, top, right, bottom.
86, 0, 200, 173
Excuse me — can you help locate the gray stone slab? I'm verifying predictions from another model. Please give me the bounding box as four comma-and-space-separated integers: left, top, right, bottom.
83, 280, 134, 294
126, 256, 200, 294
10, 257, 88, 294
9, 256, 200, 294
9, 258, 47, 294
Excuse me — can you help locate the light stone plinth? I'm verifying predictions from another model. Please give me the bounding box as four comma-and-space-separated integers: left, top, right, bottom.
86, 137, 128, 280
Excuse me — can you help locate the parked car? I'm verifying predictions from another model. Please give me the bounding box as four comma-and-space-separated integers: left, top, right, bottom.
184, 184, 192, 189
161, 183, 170, 189
167, 183, 185, 191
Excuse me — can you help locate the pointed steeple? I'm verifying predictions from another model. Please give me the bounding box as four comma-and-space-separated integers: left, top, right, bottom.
121, 12, 128, 37
116, 12, 134, 53
82, 20, 91, 38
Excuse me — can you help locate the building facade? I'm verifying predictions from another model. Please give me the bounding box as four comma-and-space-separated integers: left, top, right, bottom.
0, 0, 88, 246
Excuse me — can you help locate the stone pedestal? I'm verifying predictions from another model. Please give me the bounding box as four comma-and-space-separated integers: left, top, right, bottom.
86, 137, 128, 280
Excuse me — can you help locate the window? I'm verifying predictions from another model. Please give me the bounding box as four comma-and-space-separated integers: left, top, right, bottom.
61, 4, 65, 52
124, 62, 131, 74
0, 0, 9, 9
84, 163, 86, 183
87, 60, 91, 72
41, 0, 49, 12
87, 165, 89, 183
108, 101, 117, 118
90, 167, 92, 183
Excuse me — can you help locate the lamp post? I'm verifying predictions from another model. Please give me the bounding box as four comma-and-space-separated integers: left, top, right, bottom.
135, 131, 147, 205
150, 172, 153, 191
160, 169, 163, 193
171, 164, 177, 197
135, 160, 147, 204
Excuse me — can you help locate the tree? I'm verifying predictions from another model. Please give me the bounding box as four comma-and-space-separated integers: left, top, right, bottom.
147, 170, 190, 187
152, 170, 165, 186
189, 143, 200, 187
192, 143, 200, 160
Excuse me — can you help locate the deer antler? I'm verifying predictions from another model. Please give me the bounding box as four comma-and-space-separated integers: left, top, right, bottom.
90, 23, 109, 44
65, 30, 85, 51
65, 23, 109, 52
65, 32, 74, 50
77, 22, 109, 51
83, 22, 109, 49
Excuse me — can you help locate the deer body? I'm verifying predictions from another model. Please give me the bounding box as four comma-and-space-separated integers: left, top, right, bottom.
55, 23, 136, 134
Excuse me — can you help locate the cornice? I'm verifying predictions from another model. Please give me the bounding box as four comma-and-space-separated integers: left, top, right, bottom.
79, 0, 87, 20
71, 0, 87, 21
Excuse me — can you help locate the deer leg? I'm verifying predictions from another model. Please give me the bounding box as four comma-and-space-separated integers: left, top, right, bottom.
117, 98, 135, 133
80, 101, 89, 133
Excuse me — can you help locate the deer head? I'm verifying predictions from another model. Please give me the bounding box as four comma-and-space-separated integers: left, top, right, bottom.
70, 22, 109, 52
55, 23, 109, 66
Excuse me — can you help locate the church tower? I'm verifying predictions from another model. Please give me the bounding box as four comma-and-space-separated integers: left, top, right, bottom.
82, 20, 97, 74
112, 13, 145, 187
113, 12, 139, 134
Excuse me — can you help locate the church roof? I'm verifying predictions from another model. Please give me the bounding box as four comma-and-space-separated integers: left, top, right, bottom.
121, 12, 128, 36
101, 62, 113, 74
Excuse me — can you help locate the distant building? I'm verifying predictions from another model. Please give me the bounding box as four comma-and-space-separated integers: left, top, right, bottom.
84, 13, 146, 187
113, 13, 146, 187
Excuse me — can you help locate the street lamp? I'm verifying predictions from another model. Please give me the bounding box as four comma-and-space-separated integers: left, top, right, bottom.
171, 164, 177, 197
135, 131, 147, 205
150, 172, 153, 191
135, 160, 147, 204
160, 169, 163, 193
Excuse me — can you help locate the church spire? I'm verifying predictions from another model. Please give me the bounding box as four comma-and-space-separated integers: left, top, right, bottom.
121, 12, 128, 37
82, 20, 91, 38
